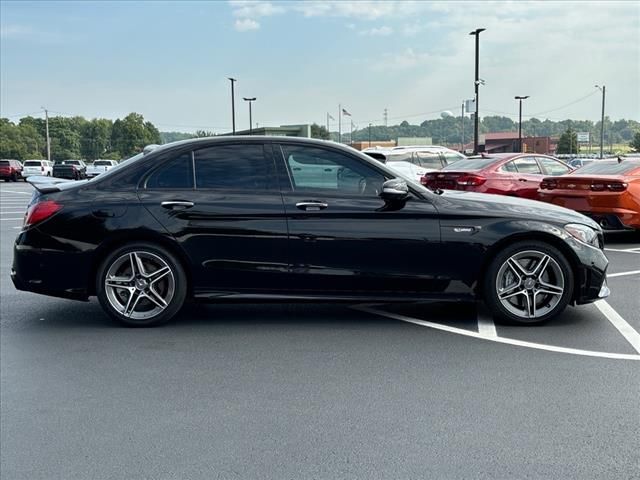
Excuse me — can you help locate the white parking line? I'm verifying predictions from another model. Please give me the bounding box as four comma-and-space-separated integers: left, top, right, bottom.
0, 211, 26, 215
595, 300, 640, 354
605, 248, 640, 254
0, 218, 23, 221
477, 311, 498, 338
607, 270, 640, 278
353, 305, 640, 361
0, 191, 31, 195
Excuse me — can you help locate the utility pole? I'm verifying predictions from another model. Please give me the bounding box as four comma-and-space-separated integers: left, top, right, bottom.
368, 123, 372, 147
383, 108, 388, 127
338, 104, 342, 143
515, 95, 529, 152
350, 119, 354, 145
228, 77, 237, 134
42, 107, 51, 161
469, 28, 485, 154
461, 102, 464, 153
243, 97, 256, 134
596, 85, 606, 158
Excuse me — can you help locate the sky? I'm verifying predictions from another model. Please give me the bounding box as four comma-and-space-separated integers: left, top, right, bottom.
1, 0, 639, 133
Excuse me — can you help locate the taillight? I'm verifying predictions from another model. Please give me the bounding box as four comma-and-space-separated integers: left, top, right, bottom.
420, 175, 428, 185
540, 179, 558, 190
606, 182, 627, 192
456, 174, 486, 187
24, 200, 62, 228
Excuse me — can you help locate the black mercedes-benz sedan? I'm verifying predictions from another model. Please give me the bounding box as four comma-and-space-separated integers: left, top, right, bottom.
12, 137, 609, 326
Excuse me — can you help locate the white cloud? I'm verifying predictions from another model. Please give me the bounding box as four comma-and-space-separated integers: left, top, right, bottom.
234, 18, 260, 31
0, 24, 34, 39
229, 1, 285, 18
360, 26, 393, 36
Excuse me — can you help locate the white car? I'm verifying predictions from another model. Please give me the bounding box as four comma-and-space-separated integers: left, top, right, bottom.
21, 159, 54, 177
86, 159, 118, 178
362, 145, 466, 183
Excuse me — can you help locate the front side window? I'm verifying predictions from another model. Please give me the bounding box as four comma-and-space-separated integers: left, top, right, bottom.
282, 145, 385, 195
513, 157, 542, 174
537, 157, 571, 176
194, 144, 270, 190
146, 152, 194, 189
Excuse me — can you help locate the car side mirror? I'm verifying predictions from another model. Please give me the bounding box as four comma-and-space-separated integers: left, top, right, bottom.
380, 178, 409, 202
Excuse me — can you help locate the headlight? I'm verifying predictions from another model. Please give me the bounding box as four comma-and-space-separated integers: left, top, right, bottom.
565, 223, 599, 247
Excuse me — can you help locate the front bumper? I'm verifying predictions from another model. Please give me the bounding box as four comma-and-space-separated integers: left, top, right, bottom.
566, 236, 609, 305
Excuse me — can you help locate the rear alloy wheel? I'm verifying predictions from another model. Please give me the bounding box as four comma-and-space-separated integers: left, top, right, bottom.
97, 243, 186, 326
484, 241, 573, 325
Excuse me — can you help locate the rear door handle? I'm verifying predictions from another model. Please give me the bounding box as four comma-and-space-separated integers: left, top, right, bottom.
161, 201, 194, 210
518, 178, 528, 182
296, 201, 328, 211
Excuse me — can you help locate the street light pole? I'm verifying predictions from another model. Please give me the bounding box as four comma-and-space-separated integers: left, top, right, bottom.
469, 28, 485, 154
228, 77, 237, 134
596, 85, 606, 158
368, 123, 372, 147
243, 97, 256, 134
461, 101, 464, 152
515, 95, 529, 152
42, 107, 51, 161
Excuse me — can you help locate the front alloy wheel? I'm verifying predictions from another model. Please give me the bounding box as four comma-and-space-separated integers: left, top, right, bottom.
484, 241, 573, 324
97, 243, 186, 326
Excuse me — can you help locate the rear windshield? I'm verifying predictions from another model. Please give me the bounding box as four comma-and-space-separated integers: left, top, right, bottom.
23, 161, 42, 166
574, 161, 640, 175
0, 160, 10, 166
441, 157, 496, 171
94, 160, 113, 166
56, 160, 81, 165
363, 152, 387, 163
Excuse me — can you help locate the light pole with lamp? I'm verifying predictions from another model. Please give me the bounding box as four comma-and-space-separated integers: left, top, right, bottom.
243, 97, 256, 134
595, 85, 606, 158
514, 95, 529, 152
469, 28, 485, 154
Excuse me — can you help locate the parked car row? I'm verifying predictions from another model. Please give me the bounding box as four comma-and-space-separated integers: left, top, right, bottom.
1, 158, 120, 182
420, 153, 640, 231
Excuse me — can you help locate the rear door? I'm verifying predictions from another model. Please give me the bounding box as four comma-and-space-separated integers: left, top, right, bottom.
275, 142, 443, 295
511, 156, 545, 198
138, 142, 289, 295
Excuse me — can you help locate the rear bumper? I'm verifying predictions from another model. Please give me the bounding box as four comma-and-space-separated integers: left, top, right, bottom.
11, 230, 91, 301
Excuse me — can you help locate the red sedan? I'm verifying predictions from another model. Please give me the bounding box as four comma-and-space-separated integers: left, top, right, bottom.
537, 159, 640, 230
422, 153, 572, 199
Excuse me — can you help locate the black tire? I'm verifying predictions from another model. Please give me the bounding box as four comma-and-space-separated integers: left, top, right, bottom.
11, 173, 17, 182
96, 242, 187, 327
483, 240, 574, 325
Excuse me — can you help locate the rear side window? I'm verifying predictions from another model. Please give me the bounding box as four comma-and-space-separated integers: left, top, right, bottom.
513, 157, 542, 174
146, 152, 194, 189
442, 152, 465, 165
194, 144, 271, 190
416, 152, 443, 169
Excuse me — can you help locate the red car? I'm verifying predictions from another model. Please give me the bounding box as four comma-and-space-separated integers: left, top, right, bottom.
422, 153, 572, 199
538, 159, 640, 230
0, 159, 24, 182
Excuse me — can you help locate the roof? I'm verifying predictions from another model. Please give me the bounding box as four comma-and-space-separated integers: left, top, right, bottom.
484, 132, 519, 140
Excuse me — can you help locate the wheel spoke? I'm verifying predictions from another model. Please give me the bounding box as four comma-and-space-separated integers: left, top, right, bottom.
532, 254, 551, 280
129, 252, 146, 277
507, 258, 527, 278
524, 291, 535, 318
123, 289, 142, 317
144, 286, 168, 310
537, 280, 564, 296
498, 283, 524, 299
148, 266, 171, 284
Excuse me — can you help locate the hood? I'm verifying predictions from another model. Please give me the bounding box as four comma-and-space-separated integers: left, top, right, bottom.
435, 190, 600, 229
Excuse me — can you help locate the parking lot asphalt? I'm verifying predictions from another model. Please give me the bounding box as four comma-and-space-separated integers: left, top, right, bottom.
1, 181, 639, 479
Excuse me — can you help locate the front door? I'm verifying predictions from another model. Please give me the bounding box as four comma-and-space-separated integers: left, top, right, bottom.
274, 142, 443, 296
137, 142, 289, 295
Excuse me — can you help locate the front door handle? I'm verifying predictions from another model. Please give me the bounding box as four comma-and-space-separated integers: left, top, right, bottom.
296, 201, 328, 211
518, 178, 528, 182
161, 200, 195, 210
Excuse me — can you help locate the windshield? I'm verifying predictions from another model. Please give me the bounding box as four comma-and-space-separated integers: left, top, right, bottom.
441, 157, 497, 171
56, 160, 81, 165
574, 160, 640, 175
0, 160, 11, 166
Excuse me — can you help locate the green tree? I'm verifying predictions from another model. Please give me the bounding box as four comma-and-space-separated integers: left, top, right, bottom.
80, 118, 113, 160
111, 113, 160, 157
193, 130, 214, 138
556, 128, 578, 154
630, 131, 640, 151
310, 123, 330, 140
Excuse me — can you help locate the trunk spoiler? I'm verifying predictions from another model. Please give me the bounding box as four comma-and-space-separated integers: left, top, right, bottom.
26, 175, 74, 193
